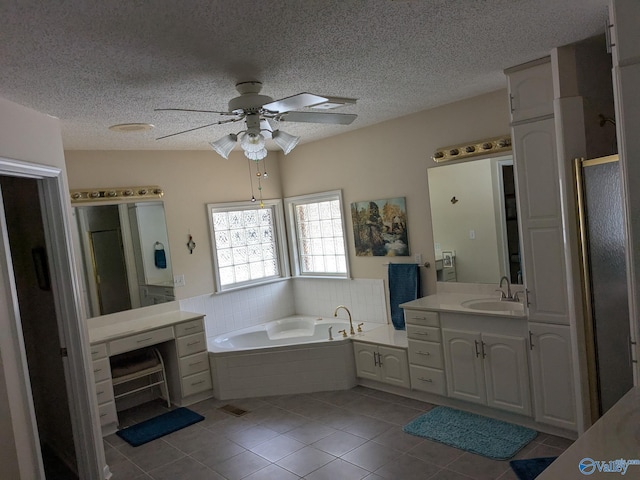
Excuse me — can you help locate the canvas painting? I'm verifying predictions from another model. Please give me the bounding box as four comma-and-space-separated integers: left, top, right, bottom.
351, 197, 409, 256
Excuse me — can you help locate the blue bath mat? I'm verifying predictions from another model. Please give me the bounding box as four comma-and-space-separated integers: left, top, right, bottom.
116, 407, 204, 447
403, 406, 537, 460
510, 457, 557, 479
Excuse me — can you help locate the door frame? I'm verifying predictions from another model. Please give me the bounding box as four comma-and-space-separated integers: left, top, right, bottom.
0, 156, 105, 479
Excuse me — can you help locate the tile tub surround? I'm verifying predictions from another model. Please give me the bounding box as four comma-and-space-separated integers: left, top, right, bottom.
179, 277, 389, 343
103, 387, 573, 480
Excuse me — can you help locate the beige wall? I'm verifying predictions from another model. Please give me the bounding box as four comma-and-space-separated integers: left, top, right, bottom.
65, 150, 284, 298
65, 89, 510, 298
281, 89, 510, 293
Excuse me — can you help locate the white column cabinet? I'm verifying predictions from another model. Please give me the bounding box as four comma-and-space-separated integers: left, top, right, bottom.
443, 328, 531, 416
529, 322, 577, 430
512, 117, 569, 325
353, 342, 410, 388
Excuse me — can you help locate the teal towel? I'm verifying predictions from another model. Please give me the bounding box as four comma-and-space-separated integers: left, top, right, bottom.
388, 263, 419, 330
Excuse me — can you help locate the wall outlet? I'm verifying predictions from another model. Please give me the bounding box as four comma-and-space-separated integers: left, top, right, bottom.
469, 229, 476, 240
415, 253, 422, 265
173, 274, 185, 287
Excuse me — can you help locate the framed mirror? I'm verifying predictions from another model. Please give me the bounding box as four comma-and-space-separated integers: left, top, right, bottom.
427, 155, 522, 284
73, 201, 174, 317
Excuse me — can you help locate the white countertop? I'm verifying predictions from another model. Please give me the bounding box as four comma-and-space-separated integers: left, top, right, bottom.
538, 387, 640, 478
400, 293, 526, 318
353, 324, 408, 349
88, 310, 203, 344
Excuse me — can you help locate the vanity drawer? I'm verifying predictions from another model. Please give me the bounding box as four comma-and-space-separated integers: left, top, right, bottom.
408, 339, 443, 369
108, 326, 174, 356
98, 402, 117, 427
410, 365, 446, 395
407, 324, 441, 342
177, 332, 207, 357
179, 351, 209, 377
92, 357, 111, 383
404, 310, 439, 327
90, 343, 108, 361
175, 318, 204, 338
181, 370, 212, 397
94, 379, 114, 405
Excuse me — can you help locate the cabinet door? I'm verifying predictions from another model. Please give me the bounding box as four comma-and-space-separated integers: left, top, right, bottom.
442, 329, 485, 405
353, 342, 380, 381
529, 323, 576, 430
378, 346, 410, 388
482, 333, 531, 416
507, 59, 554, 122
513, 118, 569, 325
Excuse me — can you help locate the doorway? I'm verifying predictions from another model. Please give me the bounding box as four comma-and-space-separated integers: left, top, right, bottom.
0, 175, 78, 478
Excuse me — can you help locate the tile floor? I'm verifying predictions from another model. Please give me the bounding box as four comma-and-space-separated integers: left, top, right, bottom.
104, 387, 573, 480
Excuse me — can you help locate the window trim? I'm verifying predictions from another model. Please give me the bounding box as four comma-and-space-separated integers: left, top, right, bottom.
284, 190, 351, 278
207, 198, 290, 292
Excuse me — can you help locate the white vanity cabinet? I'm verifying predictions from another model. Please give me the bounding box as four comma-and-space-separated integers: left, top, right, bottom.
528, 322, 576, 430
90, 343, 117, 432
165, 318, 213, 401
405, 309, 446, 395
88, 310, 213, 436
353, 342, 410, 388
442, 328, 531, 416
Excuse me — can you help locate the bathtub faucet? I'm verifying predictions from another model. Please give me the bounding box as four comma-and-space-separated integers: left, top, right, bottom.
334, 305, 355, 335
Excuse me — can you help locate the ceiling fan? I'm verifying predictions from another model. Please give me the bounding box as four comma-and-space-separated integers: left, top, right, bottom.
155, 81, 357, 159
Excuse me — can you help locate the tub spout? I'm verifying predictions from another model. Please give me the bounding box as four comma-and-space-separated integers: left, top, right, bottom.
328, 326, 333, 341
334, 305, 354, 335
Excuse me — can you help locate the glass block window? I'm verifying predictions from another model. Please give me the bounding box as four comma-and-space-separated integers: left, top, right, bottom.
285, 191, 349, 277
208, 199, 288, 291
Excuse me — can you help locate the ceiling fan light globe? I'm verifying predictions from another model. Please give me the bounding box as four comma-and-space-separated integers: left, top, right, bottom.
244, 148, 268, 161
209, 133, 238, 159
240, 132, 266, 152
272, 130, 300, 155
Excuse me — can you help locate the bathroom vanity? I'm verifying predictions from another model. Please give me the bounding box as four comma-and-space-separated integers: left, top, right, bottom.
88, 304, 213, 436
396, 293, 577, 437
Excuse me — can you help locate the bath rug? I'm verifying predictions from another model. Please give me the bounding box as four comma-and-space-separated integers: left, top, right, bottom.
509, 457, 557, 480
116, 407, 204, 447
403, 406, 537, 460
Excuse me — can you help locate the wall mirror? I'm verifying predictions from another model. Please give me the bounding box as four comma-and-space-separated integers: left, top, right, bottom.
427, 154, 522, 284
72, 199, 174, 317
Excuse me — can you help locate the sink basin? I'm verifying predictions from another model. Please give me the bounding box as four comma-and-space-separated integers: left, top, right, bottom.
461, 298, 524, 313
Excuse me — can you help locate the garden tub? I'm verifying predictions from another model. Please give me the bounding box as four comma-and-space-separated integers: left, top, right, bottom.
208, 315, 377, 399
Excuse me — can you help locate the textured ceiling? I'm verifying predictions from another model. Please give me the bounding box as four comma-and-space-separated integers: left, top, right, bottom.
1, 0, 609, 151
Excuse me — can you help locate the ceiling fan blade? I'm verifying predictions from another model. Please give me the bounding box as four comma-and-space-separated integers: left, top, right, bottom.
155, 108, 236, 115
278, 111, 357, 125
263, 93, 328, 113
156, 117, 243, 140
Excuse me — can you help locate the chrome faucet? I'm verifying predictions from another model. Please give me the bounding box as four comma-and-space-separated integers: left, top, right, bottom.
498, 276, 513, 301
497, 276, 521, 302
334, 305, 355, 335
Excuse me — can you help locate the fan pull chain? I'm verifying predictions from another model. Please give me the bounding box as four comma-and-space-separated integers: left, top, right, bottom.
247, 158, 256, 203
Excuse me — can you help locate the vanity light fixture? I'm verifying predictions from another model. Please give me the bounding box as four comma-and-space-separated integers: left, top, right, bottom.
70, 185, 163, 203
432, 135, 511, 163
